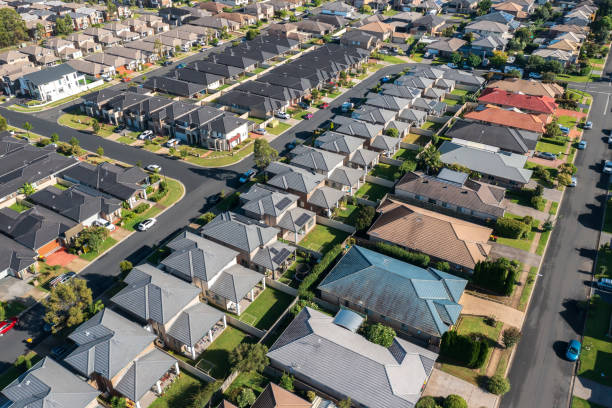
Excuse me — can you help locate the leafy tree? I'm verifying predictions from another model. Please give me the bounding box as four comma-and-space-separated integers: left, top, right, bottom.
463, 32, 474, 43
96, 146, 104, 157
73, 226, 109, 253
35, 22, 46, 40
306, 391, 316, 402
246, 28, 259, 40
354, 204, 375, 231
290, 299, 320, 316
450, 52, 462, 65
229, 343, 269, 373
435, 261, 450, 272
0, 8, 29, 47
502, 327, 521, 348
542, 71, 556, 82
477, 0, 491, 14
473, 257, 520, 296
559, 163, 577, 175
43, 278, 93, 332
417, 145, 442, 175
0, 114, 6, 131
69, 136, 80, 147
444, 395, 467, 408
416, 396, 438, 408
557, 173, 572, 187
254, 138, 278, 169
311, 88, 321, 100
199, 212, 215, 225
119, 260, 133, 273
91, 119, 100, 134
514, 27, 532, 43
279, 373, 294, 391
396, 158, 417, 177
467, 53, 481, 67
360, 4, 372, 13
443, 25, 456, 37
110, 397, 127, 408
337, 398, 352, 408
488, 375, 511, 395
489, 51, 508, 68
50, 133, 59, 143
364, 323, 396, 348
385, 127, 399, 137
106, 0, 117, 18
23, 122, 32, 138
236, 388, 256, 408
154, 37, 163, 57
19, 182, 35, 196
55, 15, 74, 35
190, 380, 222, 408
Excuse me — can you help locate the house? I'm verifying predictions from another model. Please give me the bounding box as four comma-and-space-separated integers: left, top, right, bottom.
445, 119, 538, 154
425, 37, 467, 58
60, 162, 149, 208
395, 168, 506, 220
465, 20, 510, 38
289, 146, 345, 178
264, 162, 326, 205
315, 131, 364, 157
348, 148, 380, 172
29, 184, 121, 225
409, 14, 445, 35
214, 0, 249, 7
357, 21, 394, 41
320, 0, 355, 17
464, 106, 548, 133
317, 245, 467, 343
143, 76, 205, 98
201, 212, 295, 277
397, 108, 427, 127
240, 183, 316, 245
159, 6, 192, 25
296, 20, 334, 36
370, 198, 493, 272
474, 10, 520, 30
80, 88, 124, 117
306, 185, 346, 217
531, 48, 575, 65
478, 88, 558, 114
365, 94, 411, 112
0, 234, 37, 280
334, 118, 383, 141
175, 68, 223, 91
411, 97, 447, 116
394, 74, 434, 89
492, 1, 528, 18
199, 1, 225, 13
340, 30, 380, 49
251, 383, 312, 408
244, 2, 275, 19
0, 357, 99, 408
469, 34, 508, 56
447, 0, 478, 12
187, 59, 244, 80
438, 140, 533, 187
66, 59, 114, 78
17, 63, 88, 102
0, 50, 29, 65
84, 53, 131, 70
328, 165, 365, 195
268, 307, 439, 408
485, 78, 564, 97
111, 264, 227, 360
351, 106, 396, 126
64, 309, 179, 408
370, 134, 401, 157
217, 12, 257, 27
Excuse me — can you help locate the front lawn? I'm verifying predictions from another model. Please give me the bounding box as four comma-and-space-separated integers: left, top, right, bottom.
495, 214, 539, 252
369, 163, 399, 181
196, 327, 255, 379
117, 136, 135, 145
267, 122, 291, 135
378, 55, 406, 64
157, 178, 185, 207
382, 8, 399, 15
557, 115, 578, 129
239, 288, 294, 330
184, 141, 254, 167
79, 237, 118, 261
518, 266, 538, 311
8, 202, 29, 213
355, 182, 390, 202
572, 396, 607, 408
536, 140, 567, 156
290, 109, 308, 120
549, 201, 559, 216
300, 225, 349, 253
603, 198, 612, 233
148, 372, 206, 408
143, 143, 162, 152
536, 229, 551, 256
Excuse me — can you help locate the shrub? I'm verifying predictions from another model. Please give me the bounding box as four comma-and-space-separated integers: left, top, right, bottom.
363, 323, 396, 348
434, 261, 450, 272
133, 203, 150, 214
494, 217, 530, 239
290, 299, 320, 316
539, 137, 566, 146
280, 373, 294, 391
488, 375, 511, 395
371, 242, 429, 267
502, 327, 521, 348
119, 260, 133, 273
440, 331, 484, 368
306, 391, 316, 402
416, 396, 438, 408
473, 340, 489, 369
298, 244, 343, 298
531, 195, 546, 211
444, 395, 468, 408
473, 258, 520, 296
236, 388, 256, 408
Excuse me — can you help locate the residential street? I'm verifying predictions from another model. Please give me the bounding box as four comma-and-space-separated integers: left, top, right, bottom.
0, 62, 410, 373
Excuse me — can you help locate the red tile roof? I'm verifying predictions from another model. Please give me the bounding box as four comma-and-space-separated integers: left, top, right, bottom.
464, 106, 549, 133
479, 88, 558, 114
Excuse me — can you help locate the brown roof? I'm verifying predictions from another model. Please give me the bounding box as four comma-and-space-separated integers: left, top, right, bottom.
463, 106, 549, 133
199, 1, 225, 13
219, 401, 238, 408
486, 78, 564, 98
358, 21, 395, 34
547, 39, 579, 51
251, 383, 311, 408
368, 198, 492, 270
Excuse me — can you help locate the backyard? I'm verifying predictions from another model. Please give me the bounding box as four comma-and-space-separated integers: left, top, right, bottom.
495, 214, 539, 252
300, 225, 349, 254
224, 371, 270, 400
196, 327, 255, 379
335, 203, 359, 226
239, 287, 295, 330
402, 133, 429, 146
148, 372, 206, 408
355, 182, 390, 202
369, 163, 399, 181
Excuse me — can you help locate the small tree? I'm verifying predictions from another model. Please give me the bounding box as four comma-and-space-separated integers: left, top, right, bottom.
19, 182, 36, 196
69, 136, 80, 148
119, 260, 133, 273
417, 145, 442, 175
50, 133, 59, 143
450, 52, 462, 65
23, 122, 32, 138
254, 138, 278, 169
360, 4, 372, 13
415, 396, 438, 408
444, 395, 467, 408
73, 226, 109, 253
337, 398, 352, 408
557, 173, 572, 187
364, 323, 396, 348
385, 127, 399, 137
43, 279, 93, 332
246, 28, 259, 40
354, 204, 375, 231
502, 327, 521, 348
279, 373, 294, 391
488, 375, 511, 395
199, 212, 215, 225
229, 343, 269, 373
92, 118, 101, 134
434, 261, 450, 272
489, 50, 508, 68
110, 396, 127, 408
236, 388, 256, 408
0, 114, 6, 131
477, 0, 491, 14
96, 146, 104, 157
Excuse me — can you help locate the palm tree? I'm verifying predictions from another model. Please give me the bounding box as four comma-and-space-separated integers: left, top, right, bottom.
417, 145, 442, 175
19, 182, 36, 196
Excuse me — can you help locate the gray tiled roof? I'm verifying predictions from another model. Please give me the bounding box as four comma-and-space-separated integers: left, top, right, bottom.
394, 75, 434, 89
307, 186, 345, 210
351, 106, 395, 125
0, 234, 36, 275
334, 118, 382, 140
329, 166, 364, 187
162, 231, 238, 283
115, 348, 175, 403
314, 131, 363, 155
290, 146, 345, 174
61, 162, 147, 201
370, 135, 401, 152
167, 302, 224, 348
201, 212, 279, 254
318, 246, 467, 337
1, 357, 99, 408
21, 63, 76, 85
277, 207, 315, 233
210, 264, 263, 303
381, 84, 422, 100
398, 108, 427, 124
268, 307, 438, 408
240, 184, 298, 218
265, 162, 325, 194
445, 119, 536, 154
386, 120, 411, 134
349, 148, 380, 167
0, 206, 76, 250
365, 94, 412, 112
111, 264, 200, 325
252, 241, 295, 271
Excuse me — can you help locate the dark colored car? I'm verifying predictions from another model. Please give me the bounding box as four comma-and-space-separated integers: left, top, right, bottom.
597, 277, 612, 291
176, 63, 186, 69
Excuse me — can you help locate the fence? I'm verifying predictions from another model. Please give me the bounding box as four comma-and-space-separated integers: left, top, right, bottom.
427, 115, 452, 124
155, 346, 216, 383
411, 128, 434, 137
316, 215, 357, 234
365, 174, 396, 189
355, 196, 378, 207
225, 314, 266, 339
455, 83, 479, 92
265, 277, 298, 297
220, 370, 241, 392
258, 296, 299, 346
380, 156, 403, 167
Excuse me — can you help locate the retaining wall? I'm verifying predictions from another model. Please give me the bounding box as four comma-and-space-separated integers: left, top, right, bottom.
316, 215, 356, 234
226, 314, 266, 339
380, 156, 403, 166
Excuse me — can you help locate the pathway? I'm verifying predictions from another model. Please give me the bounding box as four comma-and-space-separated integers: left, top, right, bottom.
490, 243, 542, 268
542, 186, 563, 203
555, 108, 587, 119
573, 377, 612, 408
527, 156, 565, 168
423, 369, 498, 408
459, 294, 525, 328
504, 200, 549, 222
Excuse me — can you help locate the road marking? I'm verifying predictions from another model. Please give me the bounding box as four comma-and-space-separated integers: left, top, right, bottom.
605, 94, 611, 114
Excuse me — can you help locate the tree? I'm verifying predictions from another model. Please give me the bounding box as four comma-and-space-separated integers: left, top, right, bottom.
69, 136, 80, 147
311, 88, 321, 100
279, 373, 294, 391
444, 395, 467, 408
416, 396, 438, 408
110, 397, 127, 408
253, 138, 278, 169
35, 22, 46, 40
557, 172, 572, 186
337, 398, 352, 408
477, 0, 491, 14
467, 53, 481, 67
236, 388, 256, 408
354, 204, 375, 231
443, 25, 456, 37
43, 278, 93, 332
544, 119, 563, 139
463, 32, 474, 43
559, 163, 577, 175
0, 114, 6, 131
450, 52, 462, 65
385, 127, 399, 137
364, 323, 396, 348
91, 118, 100, 134
96, 146, 104, 157
55, 15, 74, 35
360, 4, 372, 13
119, 260, 133, 273
502, 327, 521, 348
154, 37, 163, 58
435, 261, 450, 272
0, 8, 29, 47
229, 343, 269, 372
190, 380, 221, 408
106, 0, 117, 18
489, 51, 508, 68
19, 182, 35, 196
488, 375, 511, 395
542, 71, 556, 82
73, 226, 109, 254
50, 133, 59, 143
417, 145, 442, 175
473, 258, 520, 296
23, 122, 32, 138
199, 212, 215, 225
246, 28, 260, 40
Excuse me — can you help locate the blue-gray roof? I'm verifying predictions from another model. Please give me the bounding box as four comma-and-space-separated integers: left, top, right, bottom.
333, 308, 363, 332
318, 246, 467, 337
115, 348, 175, 403
167, 302, 225, 348
201, 212, 279, 254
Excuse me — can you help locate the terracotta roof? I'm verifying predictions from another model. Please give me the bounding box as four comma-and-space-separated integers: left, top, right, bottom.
369, 198, 492, 270
485, 78, 564, 98
358, 21, 394, 34
478, 88, 557, 114
547, 38, 579, 51
464, 106, 548, 133
251, 383, 311, 408
493, 1, 523, 12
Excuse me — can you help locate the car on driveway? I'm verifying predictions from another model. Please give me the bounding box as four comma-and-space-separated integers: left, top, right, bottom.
584, 121, 593, 130
604, 160, 612, 174
145, 164, 161, 172
137, 218, 157, 231
286, 140, 297, 150
239, 169, 256, 183
566, 339, 581, 361
162, 60, 172, 66
577, 140, 587, 150
275, 111, 290, 120
320, 102, 329, 109
304, 113, 314, 120
138, 130, 153, 140
558, 125, 570, 134
597, 277, 612, 291
253, 127, 266, 135
536, 151, 557, 160
0, 317, 18, 336
93, 219, 115, 231
50, 272, 76, 288
298, 102, 309, 109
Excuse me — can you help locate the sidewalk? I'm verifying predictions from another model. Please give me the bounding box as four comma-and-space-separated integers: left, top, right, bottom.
573, 377, 612, 407
459, 294, 525, 328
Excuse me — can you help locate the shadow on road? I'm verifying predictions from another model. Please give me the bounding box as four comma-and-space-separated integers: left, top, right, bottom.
559, 298, 586, 335
553, 340, 569, 359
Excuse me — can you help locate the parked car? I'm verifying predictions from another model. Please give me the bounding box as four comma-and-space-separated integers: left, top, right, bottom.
253, 127, 266, 135
341, 102, 354, 112
447, 63, 458, 69
137, 218, 157, 231
93, 219, 116, 231
604, 160, 612, 174
286, 140, 297, 150
145, 164, 162, 172
320, 102, 329, 109
298, 102, 309, 109
162, 60, 172, 66
208, 193, 221, 205
275, 111, 290, 120
584, 121, 593, 130
165, 139, 179, 148
558, 125, 571, 134
381, 75, 391, 83
121, 77, 131, 83
608, 136, 612, 146
138, 130, 153, 140
177, 63, 186, 69
565, 339, 581, 361
0, 317, 18, 336
577, 140, 587, 150
528, 72, 542, 79
50, 272, 76, 288
536, 151, 557, 160
597, 277, 612, 291
239, 169, 256, 183
304, 113, 314, 120
570, 176, 577, 187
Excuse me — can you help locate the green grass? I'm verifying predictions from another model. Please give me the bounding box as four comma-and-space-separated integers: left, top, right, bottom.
79, 237, 118, 261
495, 347, 512, 378
7, 82, 114, 112
519, 266, 538, 311
300, 225, 350, 253
336, 204, 359, 226
184, 142, 254, 167
525, 162, 558, 189
58, 113, 92, 130
536, 229, 551, 256
411, 52, 424, 62
143, 143, 162, 152
369, 163, 399, 181
196, 327, 255, 379
0, 352, 42, 390
495, 214, 539, 252
588, 57, 605, 66
577, 294, 612, 386
572, 396, 607, 408
267, 122, 291, 135
1, 301, 26, 318
239, 288, 294, 330
556, 73, 598, 83
122, 206, 163, 231
382, 8, 399, 15
603, 198, 612, 233
148, 372, 206, 408
422, 121, 442, 131
278, 255, 308, 288
451, 88, 469, 96
53, 183, 68, 190
355, 182, 390, 202
379, 55, 406, 64
403, 133, 429, 145
8, 202, 29, 213
443, 98, 460, 106
536, 140, 567, 156
549, 201, 559, 215
252, 67, 266, 74
393, 148, 418, 162
557, 115, 578, 129
504, 190, 533, 208
290, 109, 308, 120
157, 178, 184, 207
224, 371, 270, 399
117, 136, 135, 145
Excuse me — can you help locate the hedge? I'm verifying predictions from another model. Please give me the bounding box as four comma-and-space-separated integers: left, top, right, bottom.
494, 217, 530, 239
539, 137, 567, 146
298, 244, 343, 299
440, 331, 487, 368
370, 242, 430, 268
473, 258, 520, 296
133, 203, 150, 214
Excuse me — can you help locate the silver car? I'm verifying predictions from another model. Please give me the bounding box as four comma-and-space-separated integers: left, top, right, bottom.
137, 218, 157, 231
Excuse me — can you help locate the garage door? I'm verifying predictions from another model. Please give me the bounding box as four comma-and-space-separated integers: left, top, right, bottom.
38, 240, 62, 258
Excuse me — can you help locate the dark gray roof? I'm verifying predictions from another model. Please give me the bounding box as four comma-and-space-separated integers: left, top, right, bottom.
115, 348, 175, 403
216, 91, 284, 115
61, 162, 147, 201
349, 148, 380, 167
350, 106, 395, 125
143, 76, 205, 97
175, 67, 224, 86
240, 184, 298, 218
277, 207, 315, 233
0, 206, 76, 250
167, 302, 224, 348
201, 212, 279, 254
314, 131, 363, 155
162, 231, 238, 283
0, 234, 36, 275
252, 241, 295, 271
307, 186, 345, 210
1, 357, 99, 408
290, 146, 345, 174
265, 162, 325, 194
370, 135, 401, 152
334, 118, 382, 140
174, 105, 225, 128
365, 94, 412, 112
394, 75, 434, 89
207, 53, 257, 69
187, 59, 244, 78
380, 84, 422, 100
111, 264, 200, 325
445, 119, 537, 154
65, 309, 156, 380
20, 63, 76, 86
398, 108, 427, 123
318, 246, 467, 337
0, 132, 28, 156
268, 307, 438, 408
329, 166, 364, 187
209, 264, 263, 303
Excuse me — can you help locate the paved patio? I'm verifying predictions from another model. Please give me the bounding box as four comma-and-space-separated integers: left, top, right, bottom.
45, 249, 77, 267
490, 243, 542, 268
0, 276, 46, 304
423, 369, 498, 408
503, 200, 549, 222
573, 377, 612, 408
459, 294, 525, 328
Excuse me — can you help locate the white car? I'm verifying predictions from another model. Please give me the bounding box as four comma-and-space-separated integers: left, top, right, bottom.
137, 218, 157, 231
138, 130, 153, 140
145, 164, 161, 172
570, 176, 577, 187
275, 111, 290, 120
93, 219, 116, 231
604, 160, 612, 174
166, 139, 179, 147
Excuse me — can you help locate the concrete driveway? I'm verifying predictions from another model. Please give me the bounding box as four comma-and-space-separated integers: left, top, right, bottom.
490, 243, 542, 268
459, 294, 525, 328
423, 369, 498, 408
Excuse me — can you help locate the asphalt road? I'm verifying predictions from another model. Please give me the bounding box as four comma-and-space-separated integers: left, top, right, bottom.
501, 72, 612, 406
0, 62, 411, 372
